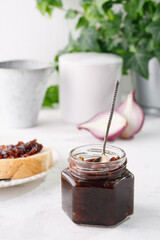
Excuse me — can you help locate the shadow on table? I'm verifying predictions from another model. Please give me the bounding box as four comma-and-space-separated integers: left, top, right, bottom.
136, 204, 159, 222
72, 204, 160, 229
125, 204, 160, 230
0, 159, 63, 202
0, 177, 45, 201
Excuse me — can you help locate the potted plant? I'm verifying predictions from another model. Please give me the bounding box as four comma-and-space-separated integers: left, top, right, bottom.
37, 0, 160, 114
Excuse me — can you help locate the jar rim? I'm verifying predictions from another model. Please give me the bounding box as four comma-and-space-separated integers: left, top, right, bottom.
69, 144, 126, 165
68, 144, 127, 179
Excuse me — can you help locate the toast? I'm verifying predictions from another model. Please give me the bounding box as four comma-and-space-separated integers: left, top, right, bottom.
0, 147, 53, 179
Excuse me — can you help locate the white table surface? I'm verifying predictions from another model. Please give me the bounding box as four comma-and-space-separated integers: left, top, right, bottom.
0, 109, 159, 240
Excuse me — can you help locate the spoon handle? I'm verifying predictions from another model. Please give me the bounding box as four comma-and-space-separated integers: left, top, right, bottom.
102, 80, 120, 155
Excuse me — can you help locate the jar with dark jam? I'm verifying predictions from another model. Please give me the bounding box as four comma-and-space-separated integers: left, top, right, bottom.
61, 144, 134, 226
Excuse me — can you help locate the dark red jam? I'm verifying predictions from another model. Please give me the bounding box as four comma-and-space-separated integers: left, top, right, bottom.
61, 145, 134, 226
83, 156, 120, 162
0, 139, 43, 159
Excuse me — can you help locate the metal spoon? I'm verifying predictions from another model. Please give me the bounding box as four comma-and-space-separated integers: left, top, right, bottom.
94, 80, 120, 163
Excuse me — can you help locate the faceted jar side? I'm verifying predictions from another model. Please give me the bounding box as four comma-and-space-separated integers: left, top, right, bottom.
61, 168, 134, 226
61, 169, 74, 221
114, 170, 134, 225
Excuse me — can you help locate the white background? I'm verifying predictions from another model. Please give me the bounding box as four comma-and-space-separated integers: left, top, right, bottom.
0, 0, 131, 93
0, 0, 79, 62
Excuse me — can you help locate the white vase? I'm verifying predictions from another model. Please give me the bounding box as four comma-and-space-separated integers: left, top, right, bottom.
132, 57, 160, 115
0, 60, 54, 128
59, 52, 122, 123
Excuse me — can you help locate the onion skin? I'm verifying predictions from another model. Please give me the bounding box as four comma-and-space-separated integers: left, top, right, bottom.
78, 111, 127, 141
116, 89, 145, 139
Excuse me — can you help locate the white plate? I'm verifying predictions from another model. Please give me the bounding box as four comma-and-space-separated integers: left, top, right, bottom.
0, 136, 59, 188
0, 171, 48, 188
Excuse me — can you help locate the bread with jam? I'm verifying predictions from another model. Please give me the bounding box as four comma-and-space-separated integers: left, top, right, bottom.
0, 140, 53, 179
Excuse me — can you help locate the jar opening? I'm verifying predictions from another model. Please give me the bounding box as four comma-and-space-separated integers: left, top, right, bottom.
69, 144, 127, 179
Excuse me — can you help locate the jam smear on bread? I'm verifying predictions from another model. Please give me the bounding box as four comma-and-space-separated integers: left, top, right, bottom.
0, 139, 43, 159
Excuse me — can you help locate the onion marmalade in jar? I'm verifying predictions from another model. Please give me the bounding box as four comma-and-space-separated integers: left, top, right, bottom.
61, 144, 134, 226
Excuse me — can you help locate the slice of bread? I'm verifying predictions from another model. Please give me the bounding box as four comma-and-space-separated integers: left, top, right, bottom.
0, 147, 53, 179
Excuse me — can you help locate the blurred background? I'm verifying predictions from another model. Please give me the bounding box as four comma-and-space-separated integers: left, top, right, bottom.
0, 0, 73, 61
0, 0, 160, 128
0, 0, 132, 94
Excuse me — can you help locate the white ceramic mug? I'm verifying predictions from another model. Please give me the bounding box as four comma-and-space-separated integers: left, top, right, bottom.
59, 52, 122, 123
0, 60, 54, 128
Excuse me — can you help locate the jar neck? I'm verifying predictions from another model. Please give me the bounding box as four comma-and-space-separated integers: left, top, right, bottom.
68, 144, 127, 180
69, 158, 127, 180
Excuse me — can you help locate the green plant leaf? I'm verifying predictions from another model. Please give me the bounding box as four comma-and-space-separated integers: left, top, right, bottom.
37, 0, 160, 80
77, 27, 100, 51
102, 1, 113, 13
101, 13, 122, 38
146, 22, 160, 45
48, 0, 62, 8
100, 37, 120, 53
43, 85, 59, 107
83, 3, 102, 24
143, 1, 156, 16
37, 1, 48, 15
37, 0, 62, 16
124, 51, 152, 79
123, 51, 134, 72
65, 9, 78, 19
153, 3, 160, 21
134, 51, 151, 79
95, 0, 110, 13
76, 16, 88, 29
155, 48, 160, 63
138, 38, 154, 52
124, 0, 145, 19
80, 0, 93, 6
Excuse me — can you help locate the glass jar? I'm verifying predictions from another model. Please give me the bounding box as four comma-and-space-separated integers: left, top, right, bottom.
61, 144, 134, 226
